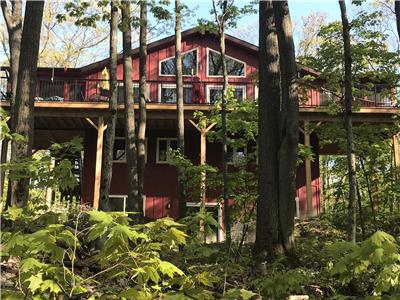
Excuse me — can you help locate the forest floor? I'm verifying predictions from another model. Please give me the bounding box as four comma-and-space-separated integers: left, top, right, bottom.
2, 214, 398, 299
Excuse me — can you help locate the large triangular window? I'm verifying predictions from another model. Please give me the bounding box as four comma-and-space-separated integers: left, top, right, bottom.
207, 48, 245, 77
160, 49, 197, 76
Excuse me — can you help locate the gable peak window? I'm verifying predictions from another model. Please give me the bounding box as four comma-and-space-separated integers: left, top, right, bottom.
207, 48, 246, 77
160, 49, 197, 76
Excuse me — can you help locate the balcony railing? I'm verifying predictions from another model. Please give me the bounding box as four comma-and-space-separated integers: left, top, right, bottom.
1, 77, 399, 108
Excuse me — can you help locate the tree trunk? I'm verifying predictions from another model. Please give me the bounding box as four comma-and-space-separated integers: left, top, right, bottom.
137, 1, 147, 222
175, 0, 186, 219
99, 0, 118, 211
121, 1, 139, 213
339, 0, 357, 243
395, 1, 400, 40
218, 0, 231, 247
359, 157, 378, 231
1, 0, 22, 206
356, 181, 365, 240
273, 0, 299, 254
253, 0, 280, 265
10, 0, 44, 207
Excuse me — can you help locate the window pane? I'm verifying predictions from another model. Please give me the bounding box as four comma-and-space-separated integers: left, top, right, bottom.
161, 87, 176, 103
208, 50, 245, 76
160, 50, 197, 76
183, 87, 192, 103
233, 87, 244, 102
133, 86, 140, 103
113, 139, 126, 161
161, 59, 175, 75
208, 51, 222, 76
209, 88, 222, 103
236, 147, 246, 161
182, 50, 197, 75
158, 140, 167, 162
109, 196, 125, 211
169, 140, 177, 150
227, 59, 245, 76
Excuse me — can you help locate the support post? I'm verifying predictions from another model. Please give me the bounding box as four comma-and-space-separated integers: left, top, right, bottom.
189, 119, 216, 209
93, 117, 105, 210
304, 120, 313, 217
394, 133, 400, 169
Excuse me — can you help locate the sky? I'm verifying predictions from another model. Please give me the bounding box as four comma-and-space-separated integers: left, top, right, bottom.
0, 1, 372, 67
170, 0, 343, 46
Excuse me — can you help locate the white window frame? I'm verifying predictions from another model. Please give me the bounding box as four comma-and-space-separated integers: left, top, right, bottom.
109, 194, 147, 216
206, 48, 246, 78
156, 137, 177, 164
186, 202, 224, 242
158, 83, 192, 103
159, 48, 199, 77
112, 137, 147, 163
206, 85, 246, 103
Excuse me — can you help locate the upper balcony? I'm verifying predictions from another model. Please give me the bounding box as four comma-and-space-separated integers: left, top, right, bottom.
0, 77, 399, 109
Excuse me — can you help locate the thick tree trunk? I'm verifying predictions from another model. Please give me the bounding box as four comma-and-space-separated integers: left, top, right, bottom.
218, 0, 231, 246
253, 0, 281, 265
121, 1, 139, 213
1, 0, 22, 206
273, 0, 299, 253
137, 1, 147, 222
100, 0, 118, 211
339, 0, 357, 243
10, 0, 44, 207
175, 0, 186, 219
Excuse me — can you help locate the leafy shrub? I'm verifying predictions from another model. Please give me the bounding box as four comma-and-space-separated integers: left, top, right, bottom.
1, 209, 188, 299
327, 231, 400, 296
252, 267, 308, 299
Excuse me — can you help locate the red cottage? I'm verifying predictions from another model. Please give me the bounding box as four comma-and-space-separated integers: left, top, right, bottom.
1, 29, 398, 239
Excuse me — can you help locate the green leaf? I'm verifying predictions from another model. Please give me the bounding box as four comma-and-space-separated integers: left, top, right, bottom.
40, 279, 62, 294
25, 273, 43, 293
159, 260, 184, 278
120, 288, 150, 300
21, 258, 46, 272
86, 210, 113, 224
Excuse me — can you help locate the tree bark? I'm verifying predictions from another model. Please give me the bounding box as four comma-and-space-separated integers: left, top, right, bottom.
1, 0, 22, 206
253, 0, 280, 265
339, 0, 357, 243
99, 0, 118, 211
121, 1, 139, 214
273, 0, 299, 253
395, 1, 400, 40
217, 0, 231, 247
137, 1, 147, 222
10, 0, 44, 207
175, 0, 186, 219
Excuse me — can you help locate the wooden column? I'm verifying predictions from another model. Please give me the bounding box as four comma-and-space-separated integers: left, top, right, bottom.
304, 120, 313, 217
189, 120, 216, 208
394, 133, 400, 169
93, 117, 105, 210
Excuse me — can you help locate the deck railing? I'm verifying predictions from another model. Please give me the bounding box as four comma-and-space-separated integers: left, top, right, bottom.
0, 77, 398, 108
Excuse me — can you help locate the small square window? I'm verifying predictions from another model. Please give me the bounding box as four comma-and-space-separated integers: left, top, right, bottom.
156, 138, 177, 163
207, 85, 246, 103
159, 84, 192, 103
